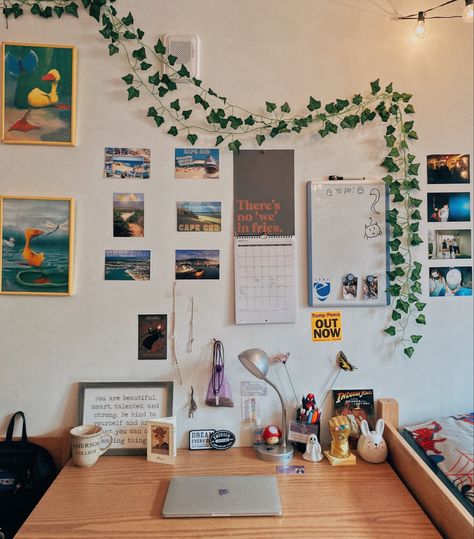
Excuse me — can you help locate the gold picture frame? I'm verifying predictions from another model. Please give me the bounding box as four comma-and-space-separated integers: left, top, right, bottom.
2, 42, 77, 145
0, 196, 75, 295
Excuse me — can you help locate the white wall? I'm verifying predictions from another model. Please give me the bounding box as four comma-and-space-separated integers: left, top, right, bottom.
1, 0, 472, 446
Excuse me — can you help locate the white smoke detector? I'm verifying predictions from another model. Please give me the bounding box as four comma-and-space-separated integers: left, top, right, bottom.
163, 34, 200, 83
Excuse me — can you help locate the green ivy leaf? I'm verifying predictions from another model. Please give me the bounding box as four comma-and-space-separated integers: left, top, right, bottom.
137, 28, 145, 40
415, 302, 426, 311
352, 93, 363, 105
54, 6, 64, 17
391, 309, 402, 320
154, 39, 166, 54
409, 222, 420, 233
388, 147, 399, 158
409, 197, 422, 208
381, 157, 400, 173
392, 223, 403, 239
386, 125, 396, 135
416, 314, 426, 325
82, 0, 91, 7
404, 104, 415, 114
228, 140, 242, 152
153, 115, 164, 127
408, 293, 419, 303
192, 77, 202, 87
340, 114, 360, 129
388, 285, 401, 297
182, 110, 192, 120
108, 44, 120, 56
325, 102, 337, 114
266, 101, 277, 113
121, 74, 133, 85
384, 134, 396, 147
122, 11, 134, 25
411, 335, 422, 343
384, 326, 396, 336
385, 82, 393, 93
140, 61, 152, 71
408, 130, 418, 140
393, 192, 404, 203
370, 79, 381, 94
127, 86, 140, 100
396, 299, 409, 313
408, 163, 420, 176
307, 96, 321, 111
167, 55, 177, 66
390, 252, 405, 265
325, 121, 338, 134
410, 233, 423, 246
168, 126, 178, 136
147, 107, 158, 118
123, 31, 137, 40
187, 133, 198, 145
318, 129, 329, 138
387, 207, 399, 225
389, 238, 401, 250
256, 134, 265, 146
244, 115, 255, 126
404, 347, 415, 358
215, 135, 224, 146
403, 121, 414, 133
360, 108, 376, 124
170, 99, 180, 111
280, 102, 291, 113
132, 47, 147, 61
336, 98, 349, 110
177, 64, 190, 78
412, 209, 422, 221
411, 281, 422, 295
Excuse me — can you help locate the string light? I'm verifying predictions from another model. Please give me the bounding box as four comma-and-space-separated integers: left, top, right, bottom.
463, 0, 474, 22
396, 0, 474, 36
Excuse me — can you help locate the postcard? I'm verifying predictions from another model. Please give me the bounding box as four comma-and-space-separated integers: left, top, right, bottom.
177, 202, 221, 232
175, 148, 219, 179
105, 147, 151, 179
429, 266, 472, 297
428, 192, 471, 222
138, 314, 167, 360
104, 250, 150, 281
175, 249, 219, 280
147, 418, 176, 465
113, 193, 144, 237
427, 154, 470, 184
428, 229, 471, 260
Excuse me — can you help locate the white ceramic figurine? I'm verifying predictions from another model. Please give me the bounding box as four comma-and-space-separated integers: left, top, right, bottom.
357, 419, 388, 464
303, 433, 323, 462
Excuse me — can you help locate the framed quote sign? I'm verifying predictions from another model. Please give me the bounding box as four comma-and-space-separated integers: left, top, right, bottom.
78, 381, 173, 455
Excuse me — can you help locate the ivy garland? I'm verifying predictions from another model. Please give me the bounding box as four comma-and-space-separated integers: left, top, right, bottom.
2, 0, 426, 357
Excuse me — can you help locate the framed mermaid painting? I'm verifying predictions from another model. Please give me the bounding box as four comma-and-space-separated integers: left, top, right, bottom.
1, 43, 76, 145
0, 196, 75, 295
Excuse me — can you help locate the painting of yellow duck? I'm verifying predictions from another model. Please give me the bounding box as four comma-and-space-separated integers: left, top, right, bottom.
2, 43, 76, 145
0, 197, 74, 295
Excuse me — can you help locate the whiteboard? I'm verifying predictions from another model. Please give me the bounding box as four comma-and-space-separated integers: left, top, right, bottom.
307, 179, 389, 307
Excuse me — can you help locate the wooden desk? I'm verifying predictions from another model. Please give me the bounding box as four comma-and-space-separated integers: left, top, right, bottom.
17, 448, 440, 538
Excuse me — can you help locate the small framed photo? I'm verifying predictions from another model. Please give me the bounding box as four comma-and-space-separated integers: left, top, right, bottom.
147, 418, 176, 464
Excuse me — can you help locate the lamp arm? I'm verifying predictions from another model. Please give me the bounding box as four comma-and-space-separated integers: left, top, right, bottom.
264, 377, 288, 449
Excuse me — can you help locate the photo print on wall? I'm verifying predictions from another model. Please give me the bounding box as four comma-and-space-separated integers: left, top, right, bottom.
428, 229, 471, 260
175, 148, 219, 179
177, 202, 221, 232
175, 250, 219, 280
113, 193, 144, 237
138, 315, 167, 360
427, 154, 470, 184
104, 147, 151, 179
427, 192, 471, 223
429, 266, 472, 297
104, 250, 150, 281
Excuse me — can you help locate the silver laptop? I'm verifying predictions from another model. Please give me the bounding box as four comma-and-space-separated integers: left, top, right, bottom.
162, 475, 282, 518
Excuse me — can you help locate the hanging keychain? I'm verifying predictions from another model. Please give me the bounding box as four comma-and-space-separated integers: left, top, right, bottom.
205, 339, 234, 407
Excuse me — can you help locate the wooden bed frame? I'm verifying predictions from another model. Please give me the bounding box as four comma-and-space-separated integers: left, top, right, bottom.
378, 398, 473, 539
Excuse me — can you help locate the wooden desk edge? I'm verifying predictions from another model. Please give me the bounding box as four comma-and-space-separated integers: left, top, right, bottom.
377, 398, 473, 539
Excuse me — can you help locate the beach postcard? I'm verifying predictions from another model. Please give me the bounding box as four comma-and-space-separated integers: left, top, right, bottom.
105, 250, 150, 281
105, 147, 151, 179
113, 193, 144, 237
175, 148, 219, 179
1, 196, 74, 295
175, 249, 219, 280
138, 314, 167, 360
177, 202, 221, 232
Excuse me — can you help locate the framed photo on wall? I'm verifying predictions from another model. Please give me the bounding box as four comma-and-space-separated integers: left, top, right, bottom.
78, 381, 174, 455
0, 196, 75, 295
2, 42, 77, 145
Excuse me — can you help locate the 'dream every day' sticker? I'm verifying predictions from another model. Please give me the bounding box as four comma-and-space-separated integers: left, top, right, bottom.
311, 311, 342, 342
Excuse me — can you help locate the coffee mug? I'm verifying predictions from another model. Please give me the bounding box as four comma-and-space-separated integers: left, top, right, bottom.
70, 425, 113, 467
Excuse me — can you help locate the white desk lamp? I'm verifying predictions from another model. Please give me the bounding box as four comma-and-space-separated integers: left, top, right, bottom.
238, 348, 294, 463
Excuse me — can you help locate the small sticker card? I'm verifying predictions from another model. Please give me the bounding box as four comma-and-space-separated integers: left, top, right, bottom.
363, 275, 378, 300
276, 465, 305, 474
342, 273, 358, 300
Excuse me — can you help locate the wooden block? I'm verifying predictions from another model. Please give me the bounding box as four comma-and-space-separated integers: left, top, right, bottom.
377, 398, 399, 429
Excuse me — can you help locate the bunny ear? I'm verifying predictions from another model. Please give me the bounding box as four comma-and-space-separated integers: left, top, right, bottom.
375, 419, 385, 436
360, 420, 370, 437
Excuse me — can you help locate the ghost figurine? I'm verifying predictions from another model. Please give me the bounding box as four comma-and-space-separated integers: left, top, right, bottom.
303, 434, 323, 462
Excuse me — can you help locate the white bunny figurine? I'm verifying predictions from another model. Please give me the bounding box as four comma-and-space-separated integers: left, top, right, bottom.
357, 419, 388, 464
303, 433, 323, 462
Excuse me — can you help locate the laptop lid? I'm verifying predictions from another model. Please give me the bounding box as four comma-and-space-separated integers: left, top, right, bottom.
162, 475, 282, 518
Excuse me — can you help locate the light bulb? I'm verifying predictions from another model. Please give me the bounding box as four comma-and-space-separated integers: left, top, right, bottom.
463, 0, 474, 23
414, 12, 427, 37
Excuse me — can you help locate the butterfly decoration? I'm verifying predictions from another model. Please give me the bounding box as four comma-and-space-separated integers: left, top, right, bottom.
5, 50, 39, 78
336, 351, 357, 371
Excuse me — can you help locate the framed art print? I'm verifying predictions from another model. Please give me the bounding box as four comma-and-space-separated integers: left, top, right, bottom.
147, 417, 176, 464
0, 196, 75, 295
2, 42, 77, 145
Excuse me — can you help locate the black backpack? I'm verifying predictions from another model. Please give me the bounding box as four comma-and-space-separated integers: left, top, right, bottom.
0, 411, 57, 539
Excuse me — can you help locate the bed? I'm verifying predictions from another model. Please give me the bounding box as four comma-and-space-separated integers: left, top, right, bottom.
378, 399, 473, 539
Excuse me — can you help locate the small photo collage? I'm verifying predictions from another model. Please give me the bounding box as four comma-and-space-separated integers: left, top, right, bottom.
426, 154, 472, 298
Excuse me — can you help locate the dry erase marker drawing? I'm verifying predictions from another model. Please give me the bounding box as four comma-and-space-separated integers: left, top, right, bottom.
364, 218, 382, 240
369, 188, 381, 214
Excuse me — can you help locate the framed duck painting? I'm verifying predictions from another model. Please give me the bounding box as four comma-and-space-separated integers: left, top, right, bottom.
1, 43, 77, 145
0, 196, 75, 295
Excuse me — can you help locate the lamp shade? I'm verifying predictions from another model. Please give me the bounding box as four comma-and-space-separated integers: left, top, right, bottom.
238, 348, 269, 380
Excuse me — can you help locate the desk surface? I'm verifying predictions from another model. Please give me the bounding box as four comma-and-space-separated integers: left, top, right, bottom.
17, 447, 440, 538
